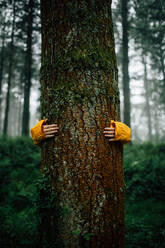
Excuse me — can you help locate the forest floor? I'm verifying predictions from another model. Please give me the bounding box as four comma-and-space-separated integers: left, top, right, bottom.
0, 137, 164, 247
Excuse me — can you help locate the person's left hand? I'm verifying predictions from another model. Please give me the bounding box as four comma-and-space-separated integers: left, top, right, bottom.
42, 119, 59, 138
103, 127, 115, 141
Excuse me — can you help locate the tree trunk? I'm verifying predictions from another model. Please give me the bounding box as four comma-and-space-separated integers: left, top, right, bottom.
121, 0, 131, 127
40, 1, 125, 247
18, 98, 22, 135
21, 0, 34, 136
154, 104, 160, 143
142, 54, 152, 141
3, 0, 16, 136
0, 24, 6, 134
160, 48, 165, 100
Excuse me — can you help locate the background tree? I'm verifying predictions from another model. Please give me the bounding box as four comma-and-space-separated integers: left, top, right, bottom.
141, 53, 152, 141
22, 0, 35, 136
0, 0, 40, 136
121, 0, 131, 127
3, 0, 16, 135
40, 0, 125, 247
132, 0, 165, 105
0, 14, 6, 133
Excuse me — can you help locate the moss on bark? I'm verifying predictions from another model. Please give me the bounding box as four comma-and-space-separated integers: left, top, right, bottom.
40, 1, 124, 247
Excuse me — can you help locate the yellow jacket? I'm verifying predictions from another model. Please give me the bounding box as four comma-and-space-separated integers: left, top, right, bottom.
31, 120, 131, 146
31, 120, 45, 146
110, 120, 131, 144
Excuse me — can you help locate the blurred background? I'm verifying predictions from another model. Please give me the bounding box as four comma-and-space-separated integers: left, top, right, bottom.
0, 0, 165, 247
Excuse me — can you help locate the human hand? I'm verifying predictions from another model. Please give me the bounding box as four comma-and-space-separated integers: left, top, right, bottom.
42, 119, 59, 138
103, 127, 115, 141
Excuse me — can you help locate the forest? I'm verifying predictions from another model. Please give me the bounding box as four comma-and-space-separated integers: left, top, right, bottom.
0, 0, 165, 247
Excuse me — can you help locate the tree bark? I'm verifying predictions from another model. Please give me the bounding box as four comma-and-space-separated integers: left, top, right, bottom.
142, 54, 152, 141
3, 0, 16, 136
21, 0, 34, 136
40, 1, 125, 247
154, 104, 160, 143
121, 0, 131, 127
160, 48, 165, 96
0, 27, 5, 134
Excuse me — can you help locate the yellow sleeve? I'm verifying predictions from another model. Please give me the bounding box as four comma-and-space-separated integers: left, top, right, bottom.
110, 120, 131, 144
30, 120, 46, 146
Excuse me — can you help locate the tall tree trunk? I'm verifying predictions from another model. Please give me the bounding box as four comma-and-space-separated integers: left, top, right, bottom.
154, 104, 160, 143
8, 95, 15, 136
22, 0, 34, 136
159, 48, 165, 101
142, 54, 152, 141
0, 30, 5, 134
121, 0, 131, 127
3, 0, 16, 136
40, 1, 125, 247
18, 73, 23, 136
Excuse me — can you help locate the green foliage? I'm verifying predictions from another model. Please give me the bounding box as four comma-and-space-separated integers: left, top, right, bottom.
72, 229, 81, 235
124, 143, 165, 247
124, 143, 165, 200
0, 136, 41, 247
126, 199, 165, 248
84, 233, 94, 241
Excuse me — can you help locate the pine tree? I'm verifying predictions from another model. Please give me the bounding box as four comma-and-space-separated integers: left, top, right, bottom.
3, 0, 16, 135
40, 0, 125, 247
121, 0, 131, 127
132, 0, 165, 105
22, 0, 35, 136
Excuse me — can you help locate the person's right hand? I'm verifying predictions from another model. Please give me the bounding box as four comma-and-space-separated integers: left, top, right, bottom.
42, 119, 59, 138
103, 127, 115, 141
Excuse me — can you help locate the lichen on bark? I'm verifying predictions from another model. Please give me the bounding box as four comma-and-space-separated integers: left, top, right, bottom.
40, 1, 125, 247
